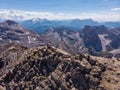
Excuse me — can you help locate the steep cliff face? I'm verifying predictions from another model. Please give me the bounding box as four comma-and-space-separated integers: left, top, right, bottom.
81, 26, 103, 52
0, 44, 119, 90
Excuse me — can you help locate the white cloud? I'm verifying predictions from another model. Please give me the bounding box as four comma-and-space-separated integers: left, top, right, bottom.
111, 8, 120, 11
0, 9, 120, 22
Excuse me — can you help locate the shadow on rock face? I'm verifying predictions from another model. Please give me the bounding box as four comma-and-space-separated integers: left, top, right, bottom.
0, 58, 4, 69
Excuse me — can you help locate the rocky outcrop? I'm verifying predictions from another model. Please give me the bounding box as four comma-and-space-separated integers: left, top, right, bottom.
0, 43, 28, 78
0, 44, 119, 90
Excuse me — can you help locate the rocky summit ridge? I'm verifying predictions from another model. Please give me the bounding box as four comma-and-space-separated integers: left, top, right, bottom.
0, 43, 120, 90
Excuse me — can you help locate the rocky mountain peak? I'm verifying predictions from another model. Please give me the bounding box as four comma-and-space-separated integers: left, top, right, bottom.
0, 20, 24, 31
4, 20, 18, 25
0, 20, 44, 47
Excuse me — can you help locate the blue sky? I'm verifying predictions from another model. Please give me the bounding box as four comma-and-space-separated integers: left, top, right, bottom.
0, 0, 120, 21
0, 0, 120, 13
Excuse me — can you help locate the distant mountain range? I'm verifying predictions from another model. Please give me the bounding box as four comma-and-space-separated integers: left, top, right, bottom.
21, 18, 120, 33
0, 20, 120, 58
0, 18, 120, 34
